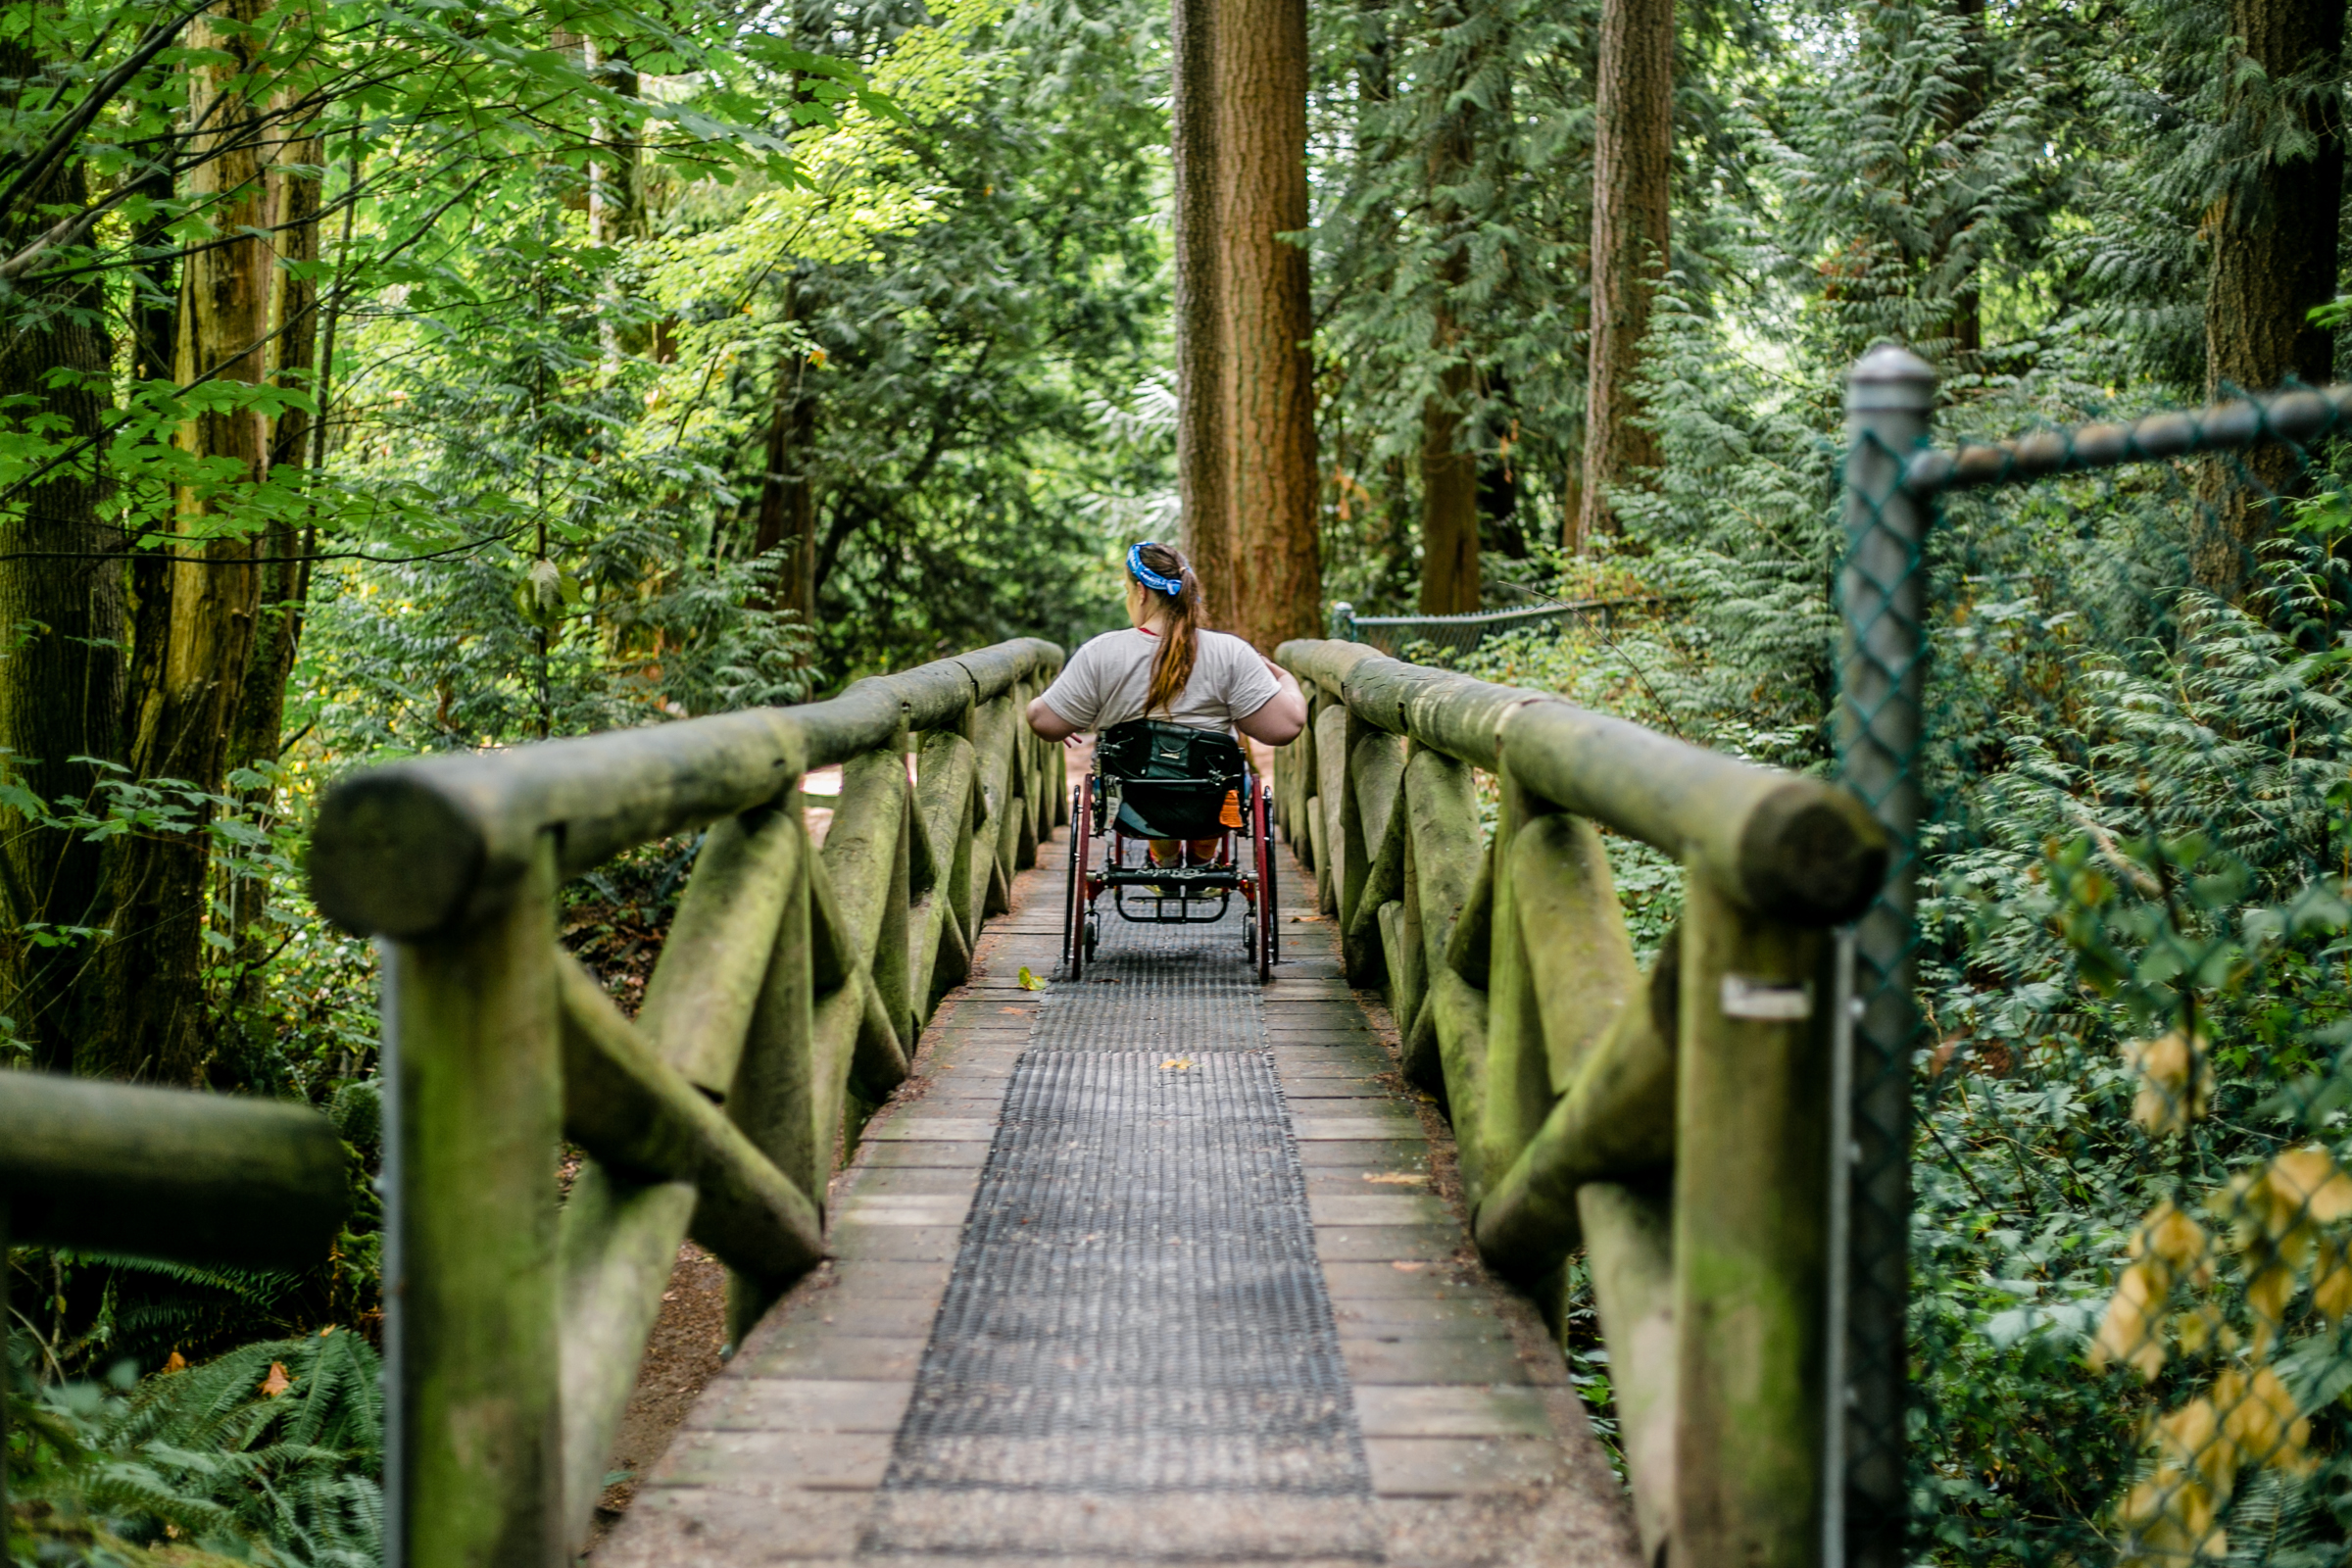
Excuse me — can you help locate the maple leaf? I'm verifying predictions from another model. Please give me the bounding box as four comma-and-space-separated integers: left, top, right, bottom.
1016, 965, 1047, 991
260, 1361, 292, 1397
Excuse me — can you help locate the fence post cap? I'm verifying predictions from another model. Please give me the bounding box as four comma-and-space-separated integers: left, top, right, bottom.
1848, 345, 1936, 411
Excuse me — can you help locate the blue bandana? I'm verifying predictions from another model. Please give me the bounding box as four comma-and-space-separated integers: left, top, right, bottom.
1127, 543, 1183, 596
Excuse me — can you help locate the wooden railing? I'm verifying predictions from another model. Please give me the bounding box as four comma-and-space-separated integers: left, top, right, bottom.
305, 636, 1065, 1568
1273, 638, 1886, 1568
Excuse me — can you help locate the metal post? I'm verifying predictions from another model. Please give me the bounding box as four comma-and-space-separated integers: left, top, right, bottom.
1832, 345, 1934, 1568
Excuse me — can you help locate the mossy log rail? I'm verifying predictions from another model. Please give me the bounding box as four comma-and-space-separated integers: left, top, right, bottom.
1274, 637, 1886, 1568
305, 637, 1065, 1568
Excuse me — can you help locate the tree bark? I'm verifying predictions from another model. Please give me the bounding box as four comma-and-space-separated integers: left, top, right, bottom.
2194, 0, 2345, 593
1574, 0, 1672, 553
1171, 0, 1233, 622
1216, 0, 1322, 649
228, 98, 321, 789
754, 279, 818, 630
1418, 36, 1479, 616
88, 0, 276, 1082
0, 38, 127, 1073
1420, 337, 1480, 615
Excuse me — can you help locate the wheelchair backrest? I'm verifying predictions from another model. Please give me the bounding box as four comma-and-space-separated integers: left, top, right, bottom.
1095, 719, 1247, 788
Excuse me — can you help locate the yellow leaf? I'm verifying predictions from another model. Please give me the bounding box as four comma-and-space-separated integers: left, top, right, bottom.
1016, 965, 1047, 992
2123, 1030, 2215, 1136
2246, 1261, 2298, 1355
2269, 1147, 2352, 1224
2314, 1236, 2352, 1321
1159, 1056, 1194, 1071
2222, 1366, 2307, 1475
2091, 1260, 2170, 1380
162, 1350, 187, 1374
2134, 1200, 2212, 1281
260, 1361, 292, 1398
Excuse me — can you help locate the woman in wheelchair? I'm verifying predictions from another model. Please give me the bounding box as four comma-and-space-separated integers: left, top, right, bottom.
1026, 542, 1306, 978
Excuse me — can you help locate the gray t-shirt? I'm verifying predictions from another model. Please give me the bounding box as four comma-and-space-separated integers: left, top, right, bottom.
1038, 626, 1282, 734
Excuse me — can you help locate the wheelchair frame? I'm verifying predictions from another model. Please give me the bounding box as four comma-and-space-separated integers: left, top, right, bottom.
1060, 758, 1278, 983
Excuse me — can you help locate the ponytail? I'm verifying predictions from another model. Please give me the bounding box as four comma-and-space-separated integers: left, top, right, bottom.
1133, 541, 1205, 715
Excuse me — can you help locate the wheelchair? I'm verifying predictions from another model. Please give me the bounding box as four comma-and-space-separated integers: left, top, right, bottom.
1061, 719, 1278, 983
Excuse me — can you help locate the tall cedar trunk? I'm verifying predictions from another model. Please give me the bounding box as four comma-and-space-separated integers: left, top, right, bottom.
1171, 0, 1233, 619
2194, 0, 2345, 594
222, 94, 322, 1049
1574, 0, 1672, 552
1216, 0, 1322, 649
1418, 33, 1479, 615
88, 0, 275, 1082
754, 278, 818, 628
0, 41, 127, 1073
586, 40, 645, 363
1419, 354, 1480, 613
1932, 0, 1987, 366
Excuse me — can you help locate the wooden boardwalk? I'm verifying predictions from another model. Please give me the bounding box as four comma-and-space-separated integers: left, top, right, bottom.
594, 819, 1640, 1568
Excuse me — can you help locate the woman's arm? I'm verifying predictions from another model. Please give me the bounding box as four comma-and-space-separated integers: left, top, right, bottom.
1234, 661, 1308, 745
1027, 694, 1082, 743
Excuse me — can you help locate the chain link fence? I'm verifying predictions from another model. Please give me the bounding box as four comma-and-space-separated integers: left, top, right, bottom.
1836, 355, 2352, 1566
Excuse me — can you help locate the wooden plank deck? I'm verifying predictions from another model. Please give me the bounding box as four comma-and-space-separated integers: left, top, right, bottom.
593, 814, 1641, 1568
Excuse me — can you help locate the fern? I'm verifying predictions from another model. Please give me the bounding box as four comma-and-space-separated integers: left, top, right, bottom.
9, 1331, 382, 1567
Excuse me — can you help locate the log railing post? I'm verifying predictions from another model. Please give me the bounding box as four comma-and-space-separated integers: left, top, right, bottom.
1673, 867, 1834, 1568
724, 801, 818, 1345
385, 833, 564, 1568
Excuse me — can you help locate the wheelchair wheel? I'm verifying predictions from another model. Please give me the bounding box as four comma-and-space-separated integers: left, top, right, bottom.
1254, 780, 1276, 983
1061, 781, 1082, 975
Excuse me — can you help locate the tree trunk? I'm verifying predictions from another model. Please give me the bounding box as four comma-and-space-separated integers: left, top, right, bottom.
1216, 0, 1321, 649
228, 100, 321, 789
2194, 0, 2345, 594
1420, 347, 1481, 615
1418, 35, 1479, 616
1172, 0, 1233, 622
754, 279, 818, 630
87, 0, 275, 1082
216, 93, 323, 1072
1574, 0, 1672, 552
0, 41, 127, 1074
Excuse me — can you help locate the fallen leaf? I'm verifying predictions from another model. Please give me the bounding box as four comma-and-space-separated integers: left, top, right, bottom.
260, 1362, 292, 1398
999, 1005, 1027, 1014
1362, 1172, 1427, 1185
319, 1324, 336, 1338
1291, 913, 1323, 923
162, 1350, 187, 1373
1160, 1056, 1195, 1071
1017, 965, 1048, 991
1391, 1260, 1426, 1272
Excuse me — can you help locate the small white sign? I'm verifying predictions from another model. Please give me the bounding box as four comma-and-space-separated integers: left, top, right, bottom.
1721, 974, 1813, 1021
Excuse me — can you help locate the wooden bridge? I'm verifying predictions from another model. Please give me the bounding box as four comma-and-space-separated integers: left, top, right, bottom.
0, 631, 1885, 1568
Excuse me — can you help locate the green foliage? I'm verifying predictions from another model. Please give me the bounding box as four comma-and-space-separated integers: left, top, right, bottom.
7, 1330, 381, 1566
